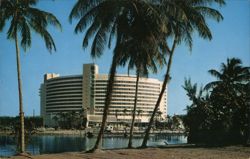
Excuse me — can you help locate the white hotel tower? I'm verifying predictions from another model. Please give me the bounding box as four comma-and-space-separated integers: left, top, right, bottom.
40, 64, 167, 126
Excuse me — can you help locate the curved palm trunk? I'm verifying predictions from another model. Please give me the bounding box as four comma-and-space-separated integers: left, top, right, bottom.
91, 55, 118, 151
128, 72, 140, 148
141, 39, 177, 148
15, 33, 25, 153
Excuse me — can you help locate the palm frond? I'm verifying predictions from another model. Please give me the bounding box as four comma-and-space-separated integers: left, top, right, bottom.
208, 69, 222, 79
82, 18, 101, 48
27, 7, 62, 30
194, 6, 223, 22
74, 3, 101, 34
91, 26, 109, 58
69, 0, 101, 22
20, 19, 31, 51
7, 18, 17, 39
28, 19, 56, 52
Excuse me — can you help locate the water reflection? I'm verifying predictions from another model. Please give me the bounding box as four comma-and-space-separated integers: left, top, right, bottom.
0, 134, 186, 157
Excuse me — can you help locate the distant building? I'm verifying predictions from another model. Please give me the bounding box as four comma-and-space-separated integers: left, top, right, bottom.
40, 64, 167, 127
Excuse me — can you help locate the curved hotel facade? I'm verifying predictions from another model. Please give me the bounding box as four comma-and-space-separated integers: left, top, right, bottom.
40, 64, 167, 126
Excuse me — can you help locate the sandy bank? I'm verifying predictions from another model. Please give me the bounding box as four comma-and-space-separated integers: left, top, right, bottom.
8, 146, 250, 159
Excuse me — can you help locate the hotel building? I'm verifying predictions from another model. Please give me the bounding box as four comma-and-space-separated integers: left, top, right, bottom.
40, 64, 167, 127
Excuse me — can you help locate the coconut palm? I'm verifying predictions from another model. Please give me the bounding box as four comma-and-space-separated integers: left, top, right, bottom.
141, 0, 225, 147
205, 58, 250, 91
69, 0, 165, 151
118, 36, 166, 148
205, 58, 250, 143
204, 58, 249, 120
0, 0, 61, 153
183, 59, 250, 144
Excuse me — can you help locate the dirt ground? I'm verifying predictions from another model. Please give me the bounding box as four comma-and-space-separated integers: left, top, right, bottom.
6, 146, 250, 159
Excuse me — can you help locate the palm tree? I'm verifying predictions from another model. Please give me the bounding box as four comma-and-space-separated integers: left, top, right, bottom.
204, 58, 250, 115
0, 0, 61, 153
205, 58, 250, 91
69, 0, 165, 151
117, 36, 165, 148
182, 78, 212, 143
58, 112, 67, 129
204, 58, 250, 143
52, 115, 59, 127
141, 0, 225, 148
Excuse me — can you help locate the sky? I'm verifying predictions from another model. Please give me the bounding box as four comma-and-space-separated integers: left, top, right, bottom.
0, 0, 249, 117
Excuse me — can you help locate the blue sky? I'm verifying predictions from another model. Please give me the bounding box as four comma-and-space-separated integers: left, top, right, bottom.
0, 0, 249, 116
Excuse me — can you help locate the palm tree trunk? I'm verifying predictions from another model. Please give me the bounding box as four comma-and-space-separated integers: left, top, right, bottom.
91, 54, 118, 151
141, 39, 177, 148
15, 33, 25, 153
128, 72, 140, 148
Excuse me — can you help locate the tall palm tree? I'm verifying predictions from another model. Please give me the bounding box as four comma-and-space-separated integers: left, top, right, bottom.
0, 0, 61, 153
141, 0, 225, 147
118, 36, 165, 148
69, 0, 165, 151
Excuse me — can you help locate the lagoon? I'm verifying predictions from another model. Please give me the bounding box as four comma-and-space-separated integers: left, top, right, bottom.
0, 134, 186, 157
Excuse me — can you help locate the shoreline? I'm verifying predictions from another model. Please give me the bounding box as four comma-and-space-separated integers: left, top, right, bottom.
6, 146, 250, 159
0, 129, 185, 137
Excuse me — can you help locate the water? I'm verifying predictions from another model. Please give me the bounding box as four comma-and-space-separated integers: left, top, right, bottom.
0, 134, 186, 157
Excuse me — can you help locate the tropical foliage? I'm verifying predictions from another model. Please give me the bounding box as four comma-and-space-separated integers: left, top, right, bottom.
69, 0, 166, 151
117, 28, 166, 148
183, 58, 250, 145
0, 0, 61, 153
69, 0, 225, 150
0, 116, 43, 150
52, 111, 87, 129
141, 0, 225, 147
0, 116, 43, 130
